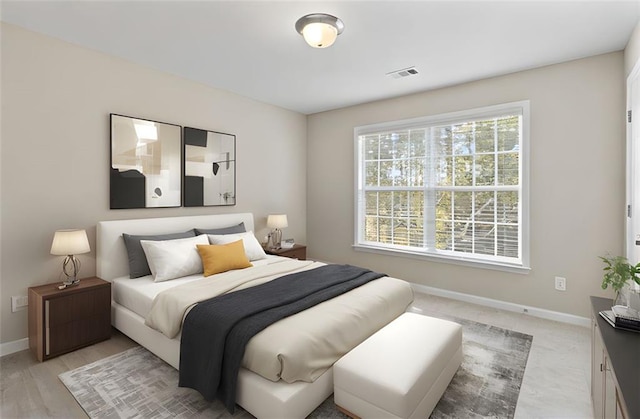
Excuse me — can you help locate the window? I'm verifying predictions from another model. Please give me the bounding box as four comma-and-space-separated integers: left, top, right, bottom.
354, 101, 529, 271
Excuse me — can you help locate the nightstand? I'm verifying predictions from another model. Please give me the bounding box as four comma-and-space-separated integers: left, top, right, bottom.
263, 244, 307, 260
28, 277, 111, 362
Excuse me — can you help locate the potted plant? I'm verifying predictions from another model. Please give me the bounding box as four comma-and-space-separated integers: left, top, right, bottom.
599, 255, 640, 307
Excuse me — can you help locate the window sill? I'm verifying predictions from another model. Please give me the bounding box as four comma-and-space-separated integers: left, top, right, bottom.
352, 244, 531, 274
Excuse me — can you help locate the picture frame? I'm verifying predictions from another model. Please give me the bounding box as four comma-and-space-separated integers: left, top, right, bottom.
110, 114, 182, 209
183, 126, 236, 206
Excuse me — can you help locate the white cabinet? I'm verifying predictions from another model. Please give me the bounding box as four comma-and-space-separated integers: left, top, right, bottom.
591, 318, 605, 417
592, 319, 626, 419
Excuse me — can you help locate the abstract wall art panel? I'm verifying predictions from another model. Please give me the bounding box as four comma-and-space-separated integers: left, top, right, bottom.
183, 126, 236, 206
110, 114, 182, 209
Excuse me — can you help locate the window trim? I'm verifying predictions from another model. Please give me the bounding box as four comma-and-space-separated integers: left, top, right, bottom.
353, 101, 530, 272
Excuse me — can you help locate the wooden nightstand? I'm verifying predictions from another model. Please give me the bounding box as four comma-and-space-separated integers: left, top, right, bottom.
263, 244, 307, 260
28, 277, 111, 362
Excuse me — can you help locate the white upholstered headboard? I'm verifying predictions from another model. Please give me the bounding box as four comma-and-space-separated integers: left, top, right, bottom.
97, 213, 255, 281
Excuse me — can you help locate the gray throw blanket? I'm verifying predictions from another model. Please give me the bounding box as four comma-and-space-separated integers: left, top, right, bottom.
178, 264, 385, 413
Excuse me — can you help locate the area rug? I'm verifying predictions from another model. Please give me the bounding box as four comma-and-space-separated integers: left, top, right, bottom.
59, 316, 532, 418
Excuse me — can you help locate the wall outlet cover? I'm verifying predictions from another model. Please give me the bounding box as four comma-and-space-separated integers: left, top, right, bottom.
11, 295, 28, 312
554, 277, 566, 291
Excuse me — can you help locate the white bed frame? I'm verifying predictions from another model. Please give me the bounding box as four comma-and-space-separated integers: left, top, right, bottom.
96, 213, 333, 419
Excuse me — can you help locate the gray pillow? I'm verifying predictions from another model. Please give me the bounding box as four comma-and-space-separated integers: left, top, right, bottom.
122, 230, 196, 278
194, 222, 246, 236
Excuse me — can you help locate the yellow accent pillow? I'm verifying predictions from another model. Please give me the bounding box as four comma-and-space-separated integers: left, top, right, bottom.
197, 240, 252, 277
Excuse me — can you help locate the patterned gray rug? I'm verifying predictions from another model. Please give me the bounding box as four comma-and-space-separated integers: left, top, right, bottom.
59, 316, 532, 418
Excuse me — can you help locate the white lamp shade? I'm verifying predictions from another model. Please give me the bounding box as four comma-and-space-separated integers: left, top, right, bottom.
50, 229, 90, 256
302, 22, 338, 48
267, 214, 288, 229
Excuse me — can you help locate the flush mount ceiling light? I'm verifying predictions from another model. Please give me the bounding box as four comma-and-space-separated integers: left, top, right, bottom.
295, 13, 344, 48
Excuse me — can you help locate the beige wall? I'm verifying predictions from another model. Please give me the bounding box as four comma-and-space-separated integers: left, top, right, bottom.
1, 22, 631, 345
307, 52, 625, 318
0, 23, 307, 344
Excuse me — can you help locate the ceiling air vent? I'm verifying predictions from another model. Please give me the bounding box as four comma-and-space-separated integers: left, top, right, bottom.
386, 66, 419, 79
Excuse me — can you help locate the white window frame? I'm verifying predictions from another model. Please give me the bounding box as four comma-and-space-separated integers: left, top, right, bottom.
353, 101, 530, 273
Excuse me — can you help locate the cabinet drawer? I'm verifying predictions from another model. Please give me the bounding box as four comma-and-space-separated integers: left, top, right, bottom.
47, 312, 111, 356
45, 286, 111, 358
282, 248, 306, 260
47, 287, 111, 326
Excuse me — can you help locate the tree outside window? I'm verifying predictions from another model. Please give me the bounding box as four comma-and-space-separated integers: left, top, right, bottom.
356, 102, 529, 270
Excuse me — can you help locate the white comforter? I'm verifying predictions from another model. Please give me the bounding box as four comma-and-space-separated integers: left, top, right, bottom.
146, 259, 414, 383
146, 259, 320, 338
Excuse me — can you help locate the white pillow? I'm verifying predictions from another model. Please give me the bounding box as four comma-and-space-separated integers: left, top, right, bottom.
207, 231, 267, 261
140, 234, 209, 282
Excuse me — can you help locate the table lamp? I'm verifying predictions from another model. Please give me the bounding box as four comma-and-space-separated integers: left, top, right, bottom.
267, 214, 288, 249
50, 229, 90, 288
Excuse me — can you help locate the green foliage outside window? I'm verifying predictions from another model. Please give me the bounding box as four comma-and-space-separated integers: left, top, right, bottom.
360, 113, 521, 261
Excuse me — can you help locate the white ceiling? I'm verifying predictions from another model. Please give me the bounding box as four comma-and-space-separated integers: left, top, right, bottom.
2, 1, 639, 114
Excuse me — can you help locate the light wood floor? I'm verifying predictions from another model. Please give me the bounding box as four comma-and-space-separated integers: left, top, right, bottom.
0, 292, 593, 418
1, 330, 137, 418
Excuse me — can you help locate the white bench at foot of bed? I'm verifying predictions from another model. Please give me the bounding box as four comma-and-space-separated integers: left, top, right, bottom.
333, 312, 463, 419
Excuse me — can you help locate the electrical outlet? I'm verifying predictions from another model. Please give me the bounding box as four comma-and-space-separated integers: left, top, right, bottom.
554, 276, 566, 291
11, 295, 28, 312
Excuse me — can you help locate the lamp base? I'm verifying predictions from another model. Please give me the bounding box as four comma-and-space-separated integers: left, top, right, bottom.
59, 255, 82, 289
58, 278, 80, 290
270, 228, 283, 249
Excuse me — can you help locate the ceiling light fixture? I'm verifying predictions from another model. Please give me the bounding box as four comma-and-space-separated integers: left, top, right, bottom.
295, 13, 344, 48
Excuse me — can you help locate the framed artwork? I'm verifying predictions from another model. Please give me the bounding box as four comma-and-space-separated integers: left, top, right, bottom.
183, 126, 236, 206
110, 114, 182, 209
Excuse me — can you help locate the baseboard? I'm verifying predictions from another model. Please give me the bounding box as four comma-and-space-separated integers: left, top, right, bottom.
0, 337, 29, 357
411, 283, 591, 328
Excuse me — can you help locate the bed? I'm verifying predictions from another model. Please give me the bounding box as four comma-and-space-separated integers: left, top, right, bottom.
96, 213, 413, 418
